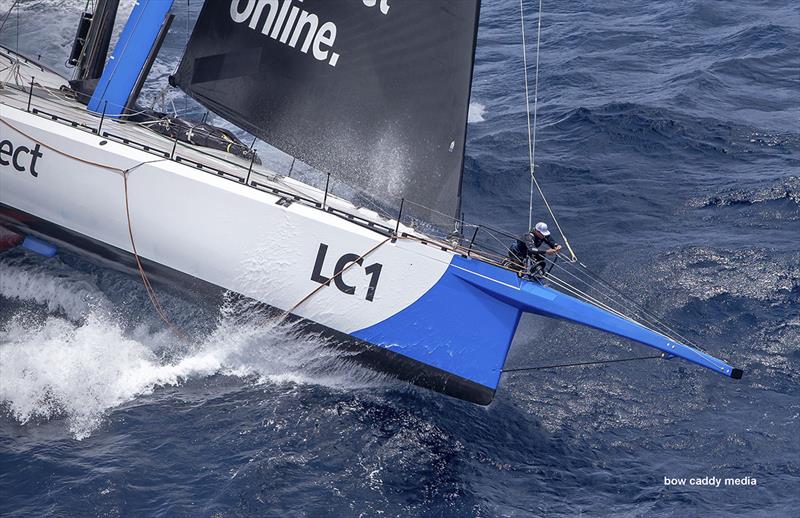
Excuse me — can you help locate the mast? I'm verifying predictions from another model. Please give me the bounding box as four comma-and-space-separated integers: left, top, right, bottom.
70, 0, 120, 102
88, 0, 175, 117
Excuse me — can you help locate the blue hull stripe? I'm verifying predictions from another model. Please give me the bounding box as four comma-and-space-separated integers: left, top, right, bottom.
354, 255, 740, 390
352, 257, 522, 390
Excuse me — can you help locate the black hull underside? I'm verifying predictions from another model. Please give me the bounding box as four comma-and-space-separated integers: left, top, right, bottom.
0, 203, 495, 405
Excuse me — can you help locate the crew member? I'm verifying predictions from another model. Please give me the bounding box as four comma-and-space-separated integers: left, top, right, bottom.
508, 222, 562, 277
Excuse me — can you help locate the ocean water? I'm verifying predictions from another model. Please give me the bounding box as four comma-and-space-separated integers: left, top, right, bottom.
1, 1, 798, 516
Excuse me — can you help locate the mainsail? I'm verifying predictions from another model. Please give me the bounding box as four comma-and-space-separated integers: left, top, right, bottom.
172, 0, 481, 220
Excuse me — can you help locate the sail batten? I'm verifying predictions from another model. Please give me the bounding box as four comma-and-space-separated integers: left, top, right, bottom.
173, 0, 480, 220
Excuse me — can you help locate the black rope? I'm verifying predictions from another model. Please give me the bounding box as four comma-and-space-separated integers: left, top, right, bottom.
546, 252, 558, 273
548, 254, 667, 326
502, 353, 665, 373
565, 254, 711, 355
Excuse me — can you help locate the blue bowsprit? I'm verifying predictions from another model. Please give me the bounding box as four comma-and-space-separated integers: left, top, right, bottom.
354, 255, 742, 404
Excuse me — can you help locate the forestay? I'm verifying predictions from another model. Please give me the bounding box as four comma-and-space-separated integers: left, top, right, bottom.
172, 0, 481, 221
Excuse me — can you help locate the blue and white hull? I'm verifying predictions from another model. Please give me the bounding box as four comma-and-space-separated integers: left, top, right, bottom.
0, 53, 741, 405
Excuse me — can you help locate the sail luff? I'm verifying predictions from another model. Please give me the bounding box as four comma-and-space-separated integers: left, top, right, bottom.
456, 0, 482, 223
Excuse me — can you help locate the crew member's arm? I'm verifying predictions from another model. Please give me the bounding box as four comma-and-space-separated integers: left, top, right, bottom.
544, 235, 562, 255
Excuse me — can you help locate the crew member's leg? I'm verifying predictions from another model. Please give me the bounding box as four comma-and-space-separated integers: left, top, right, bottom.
530, 251, 546, 278
507, 242, 527, 273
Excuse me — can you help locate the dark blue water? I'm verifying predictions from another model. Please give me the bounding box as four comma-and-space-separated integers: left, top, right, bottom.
2, 1, 799, 516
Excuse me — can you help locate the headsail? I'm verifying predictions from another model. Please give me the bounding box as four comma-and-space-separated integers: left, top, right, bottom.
172, 0, 481, 220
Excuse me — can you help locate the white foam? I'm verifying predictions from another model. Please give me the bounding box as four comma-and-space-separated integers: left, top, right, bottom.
0, 259, 392, 439
0, 313, 170, 439
469, 102, 486, 123
0, 256, 113, 321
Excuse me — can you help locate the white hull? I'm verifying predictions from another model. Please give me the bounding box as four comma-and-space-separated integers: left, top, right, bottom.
0, 104, 451, 335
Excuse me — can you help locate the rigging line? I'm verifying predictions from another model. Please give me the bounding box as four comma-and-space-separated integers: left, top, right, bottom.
483, 225, 517, 256
553, 251, 706, 351
502, 353, 665, 373
122, 161, 188, 341
545, 273, 637, 324
552, 257, 690, 343
482, 226, 548, 270
478, 228, 682, 338
487, 240, 681, 340
519, 0, 534, 230
0, 59, 22, 86
317, 173, 396, 221
550, 267, 678, 342
546, 257, 687, 341
270, 170, 396, 222
568, 256, 708, 352
548, 274, 678, 339
0, 116, 131, 171
0, 1, 20, 49
402, 197, 477, 228
184, 0, 190, 115
529, 0, 542, 227
20, 77, 391, 222
546, 271, 698, 354
532, 169, 578, 260
519, 0, 577, 262
546, 269, 656, 327
71, 0, 98, 81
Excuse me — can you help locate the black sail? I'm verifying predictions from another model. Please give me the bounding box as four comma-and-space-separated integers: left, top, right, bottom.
173, 0, 480, 220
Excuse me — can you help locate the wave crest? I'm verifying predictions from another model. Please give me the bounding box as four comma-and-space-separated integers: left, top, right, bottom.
690, 176, 800, 208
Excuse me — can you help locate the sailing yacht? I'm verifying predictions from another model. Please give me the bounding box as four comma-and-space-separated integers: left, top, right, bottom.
0, 0, 742, 405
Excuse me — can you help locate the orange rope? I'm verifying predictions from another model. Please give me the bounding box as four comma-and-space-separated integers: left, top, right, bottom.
0, 116, 186, 339
122, 168, 187, 340
280, 237, 393, 322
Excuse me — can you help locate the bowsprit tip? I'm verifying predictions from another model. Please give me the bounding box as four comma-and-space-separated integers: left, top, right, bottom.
731, 368, 744, 380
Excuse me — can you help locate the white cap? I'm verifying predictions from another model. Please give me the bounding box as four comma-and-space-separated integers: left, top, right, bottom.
534, 222, 550, 236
